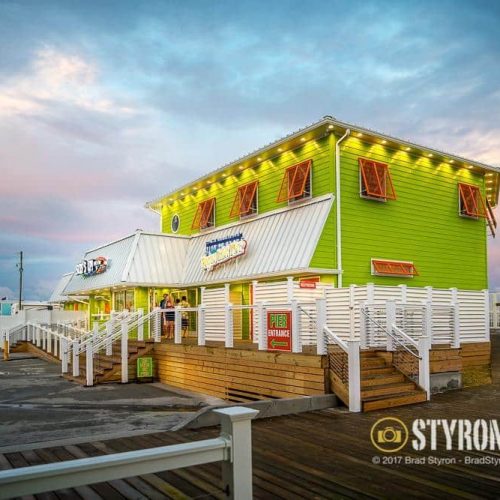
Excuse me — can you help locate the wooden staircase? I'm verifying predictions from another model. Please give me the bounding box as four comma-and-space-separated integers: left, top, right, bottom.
360, 351, 427, 411
64, 339, 155, 386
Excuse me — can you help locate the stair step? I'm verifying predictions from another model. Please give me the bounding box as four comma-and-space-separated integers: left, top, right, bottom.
361, 382, 417, 399
361, 373, 405, 387
363, 390, 427, 412
361, 366, 394, 375
361, 358, 387, 368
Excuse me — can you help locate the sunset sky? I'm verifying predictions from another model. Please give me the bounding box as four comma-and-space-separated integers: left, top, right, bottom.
1, 0, 499, 300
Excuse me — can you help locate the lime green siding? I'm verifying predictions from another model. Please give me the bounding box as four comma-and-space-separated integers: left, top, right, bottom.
161, 136, 333, 235
134, 288, 149, 314
339, 138, 488, 290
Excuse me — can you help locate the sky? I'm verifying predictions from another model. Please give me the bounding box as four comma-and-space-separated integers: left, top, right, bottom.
1, 0, 500, 300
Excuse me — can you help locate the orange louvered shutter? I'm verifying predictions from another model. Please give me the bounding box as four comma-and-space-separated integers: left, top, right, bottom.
192, 198, 215, 230
458, 183, 487, 218
230, 181, 258, 218
372, 260, 418, 277
359, 158, 396, 200
276, 160, 312, 202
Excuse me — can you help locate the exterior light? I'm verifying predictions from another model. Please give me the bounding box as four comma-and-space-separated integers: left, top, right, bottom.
300, 137, 306, 142
328, 124, 334, 130
428, 153, 433, 157
206, 181, 211, 184
467, 165, 474, 169
278, 148, 283, 152
449, 160, 454, 163
239, 165, 244, 170
381, 139, 387, 144
222, 173, 227, 177
405, 147, 411, 151
181, 192, 185, 196
357, 132, 363, 137
257, 158, 262, 162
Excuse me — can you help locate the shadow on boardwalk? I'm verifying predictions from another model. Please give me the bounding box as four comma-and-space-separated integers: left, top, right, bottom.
1, 334, 499, 499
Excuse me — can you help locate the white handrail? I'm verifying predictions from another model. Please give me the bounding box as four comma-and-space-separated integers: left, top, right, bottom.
0, 407, 258, 500
323, 325, 348, 352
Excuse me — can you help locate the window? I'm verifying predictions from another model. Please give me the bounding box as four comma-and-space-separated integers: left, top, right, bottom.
230, 180, 258, 218
459, 183, 497, 236
372, 259, 418, 277
114, 290, 134, 311
359, 158, 396, 201
191, 198, 215, 230
276, 159, 312, 203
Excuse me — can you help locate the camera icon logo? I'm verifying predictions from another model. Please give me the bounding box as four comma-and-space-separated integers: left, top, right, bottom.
370, 417, 409, 453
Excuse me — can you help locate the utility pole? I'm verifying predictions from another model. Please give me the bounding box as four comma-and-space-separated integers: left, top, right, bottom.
17, 251, 23, 311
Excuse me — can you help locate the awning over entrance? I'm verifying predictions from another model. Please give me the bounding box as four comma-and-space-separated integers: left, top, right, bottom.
64, 194, 334, 294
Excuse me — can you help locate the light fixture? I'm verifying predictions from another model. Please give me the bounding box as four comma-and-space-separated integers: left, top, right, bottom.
449, 160, 454, 164
328, 124, 334, 130
467, 165, 474, 169
278, 148, 283, 152
300, 137, 306, 142
357, 132, 363, 137
405, 147, 411, 151
206, 180, 212, 184
239, 165, 244, 170
428, 153, 433, 157
222, 173, 227, 177
257, 158, 262, 162
180, 192, 185, 196
381, 139, 387, 144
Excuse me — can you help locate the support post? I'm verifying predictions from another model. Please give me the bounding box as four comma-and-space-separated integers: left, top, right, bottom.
85, 340, 93, 387
42, 328, 47, 351
121, 320, 128, 384
72, 340, 79, 377
257, 302, 266, 351
347, 340, 361, 412
360, 302, 368, 349
47, 330, 52, 354
450, 288, 460, 348
198, 305, 206, 346
225, 303, 233, 348
349, 285, 356, 340
315, 298, 327, 355
137, 308, 144, 341
153, 308, 161, 342
286, 276, 294, 302
214, 407, 259, 500
106, 320, 113, 356
36, 325, 41, 347
174, 307, 182, 344
418, 336, 431, 399
385, 300, 396, 351
291, 299, 301, 353
61, 338, 68, 373
423, 300, 433, 344
484, 289, 490, 341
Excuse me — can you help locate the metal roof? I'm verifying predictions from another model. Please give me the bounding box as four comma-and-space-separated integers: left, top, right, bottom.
145, 115, 500, 210
183, 195, 333, 285
48, 273, 75, 303
64, 196, 333, 293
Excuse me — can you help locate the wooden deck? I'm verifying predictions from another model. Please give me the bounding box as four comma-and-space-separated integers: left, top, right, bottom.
1, 334, 499, 499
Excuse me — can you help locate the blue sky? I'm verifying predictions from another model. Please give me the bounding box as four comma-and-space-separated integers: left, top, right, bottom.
1, 0, 500, 299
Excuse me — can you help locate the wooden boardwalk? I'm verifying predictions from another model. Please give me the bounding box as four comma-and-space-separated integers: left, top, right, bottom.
1, 335, 499, 499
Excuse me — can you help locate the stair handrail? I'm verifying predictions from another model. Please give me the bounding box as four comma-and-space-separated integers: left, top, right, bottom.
360, 306, 420, 359
90, 309, 155, 354
323, 325, 348, 352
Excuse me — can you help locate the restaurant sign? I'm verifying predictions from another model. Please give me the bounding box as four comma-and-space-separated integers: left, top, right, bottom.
267, 310, 292, 351
75, 256, 108, 277
201, 233, 247, 272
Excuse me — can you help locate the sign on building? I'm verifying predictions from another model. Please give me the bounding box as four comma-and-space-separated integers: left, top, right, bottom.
201, 233, 247, 272
267, 310, 292, 351
75, 256, 108, 277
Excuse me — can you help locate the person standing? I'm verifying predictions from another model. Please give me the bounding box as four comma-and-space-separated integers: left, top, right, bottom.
165, 295, 175, 339
180, 295, 190, 338
159, 293, 168, 336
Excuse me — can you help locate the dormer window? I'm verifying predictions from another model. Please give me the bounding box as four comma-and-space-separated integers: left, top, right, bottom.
276, 159, 312, 203
359, 158, 396, 201
230, 181, 258, 219
192, 198, 215, 230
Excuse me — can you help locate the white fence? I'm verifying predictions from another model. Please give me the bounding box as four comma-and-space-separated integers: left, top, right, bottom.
0, 310, 87, 332
0, 407, 258, 500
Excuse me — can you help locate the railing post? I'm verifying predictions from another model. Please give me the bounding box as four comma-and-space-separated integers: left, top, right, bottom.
423, 300, 433, 344
106, 320, 113, 356
347, 340, 361, 412
121, 320, 128, 384
41, 327, 46, 351
418, 336, 431, 399
484, 289, 490, 341
360, 304, 368, 349
85, 340, 93, 387
451, 288, 460, 348
53, 332, 58, 358
257, 302, 266, 351
385, 300, 396, 351
349, 285, 356, 340
137, 308, 144, 341
3, 331, 9, 360
291, 300, 301, 353
72, 340, 80, 377
198, 305, 206, 346
214, 407, 259, 500
153, 308, 161, 342
61, 338, 68, 373
225, 303, 234, 348
174, 308, 182, 344
316, 298, 327, 355
36, 325, 41, 347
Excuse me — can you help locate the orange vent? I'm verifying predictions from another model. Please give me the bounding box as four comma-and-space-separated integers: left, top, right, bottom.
359, 158, 396, 200
276, 160, 312, 202
372, 260, 418, 277
191, 198, 215, 230
230, 181, 258, 218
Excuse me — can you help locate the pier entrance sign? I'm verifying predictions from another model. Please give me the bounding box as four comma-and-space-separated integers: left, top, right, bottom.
267, 310, 292, 351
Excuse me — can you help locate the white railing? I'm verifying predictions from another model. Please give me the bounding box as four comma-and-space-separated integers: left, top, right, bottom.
361, 301, 430, 399
0, 406, 258, 500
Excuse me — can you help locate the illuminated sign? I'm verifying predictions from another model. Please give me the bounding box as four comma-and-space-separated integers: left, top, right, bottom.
76, 256, 108, 277
201, 233, 247, 272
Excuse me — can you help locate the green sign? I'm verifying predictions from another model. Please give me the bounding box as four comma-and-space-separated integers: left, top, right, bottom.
137, 357, 153, 378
